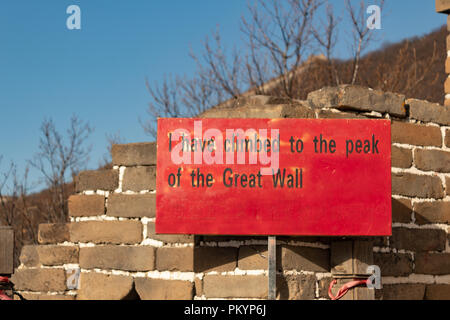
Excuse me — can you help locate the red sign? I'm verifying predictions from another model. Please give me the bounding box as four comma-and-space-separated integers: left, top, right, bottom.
156, 118, 391, 236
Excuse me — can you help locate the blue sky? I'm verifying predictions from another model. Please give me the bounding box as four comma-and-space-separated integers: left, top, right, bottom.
0, 0, 446, 191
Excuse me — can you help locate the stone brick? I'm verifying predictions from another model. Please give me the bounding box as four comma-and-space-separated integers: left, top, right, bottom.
70, 221, 142, 244
380, 284, 425, 300
68, 194, 105, 217
156, 247, 193, 271
134, 278, 194, 300
75, 169, 119, 192
18, 293, 75, 300
79, 246, 154, 271
317, 109, 366, 119
200, 103, 315, 119
391, 121, 442, 147
238, 246, 268, 270
437, 0, 450, 13
277, 274, 316, 300
392, 173, 444, 199
414, 149, 450, 172
414, 201, 450, 225
425, 284, 450, 300
391, 146, 412, 168
122, 166, 156, 191
107, 193, 155, 218
12, 268, 66, 292
77, 272, 134, 300
374, 253, 413, 276
37, 245, 79, 266
194, 247, 237, 272
446, 129, 450, 148
38, 223, 70, 244
237, 95, 293, 106
407, 99, 450, 125
281, 246, 329, 272
447, 177, 450, 195
111, 142, 156, 166
392, 198, 412, 223
19, 245, 39, 267
415, 253, 450, 275
194, 278, 203, 297
318, 276, 333, 299
446, 77, 450, 94
390, 227, 446, 252
203, 275, 267, 298
307, 85, 406, 117
146, 221, 195, 243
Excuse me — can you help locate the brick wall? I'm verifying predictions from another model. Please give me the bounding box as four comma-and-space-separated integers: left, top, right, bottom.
11, 85, 450, 300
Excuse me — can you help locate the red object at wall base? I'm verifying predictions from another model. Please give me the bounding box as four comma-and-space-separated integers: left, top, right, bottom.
156, 118, 392, 236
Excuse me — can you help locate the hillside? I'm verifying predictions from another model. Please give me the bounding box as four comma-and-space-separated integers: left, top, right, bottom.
266, 25, 447, 104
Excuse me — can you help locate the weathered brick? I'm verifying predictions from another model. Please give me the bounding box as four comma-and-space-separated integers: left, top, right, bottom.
107, 194, 155, 218
318, 276, 333, 299
446, 77, 450, 94
391, 121, 442, 147
37, 245, 79, 266
203, 275, 267, 298
392, 198, 412, 223
447, 176, 450, 195
391, 146, 412, 168
281, 246, 330, 272
12, 268, 66, 292
374, 253, 413, 276
446, 129, 450, 148
146, 221, 194, 244
111, 142, 156, 166
237, 95, 292, 106
68, 195, 105, 217
238, 246, 268, 270
156, 247, 193, 272
194, 278, 203, 297
77, 272, 134, 300
75, 169, 119, 192
390, 227, 446, 252
407, 99, 450, 125
392, 172, 444, 199
17, 293, 75, 300
414, 149, 450, 172
307, 85, 406, 117
194, 247, 237, 272
79, 246, 154, 271
134, 278, 194, 300
437, 0, 450, 13
415, 253, 450, 275
317, 109, 366, 119
200, 103, 314, 119
38, 223, 70, 244
277, 274, 316, 300
19, 245, 39, 267
379, 284, 425, 300
425, 284, 450, 300
414, 201, 450, 225
122, 166, 156, 191
70, 221, 142, 244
